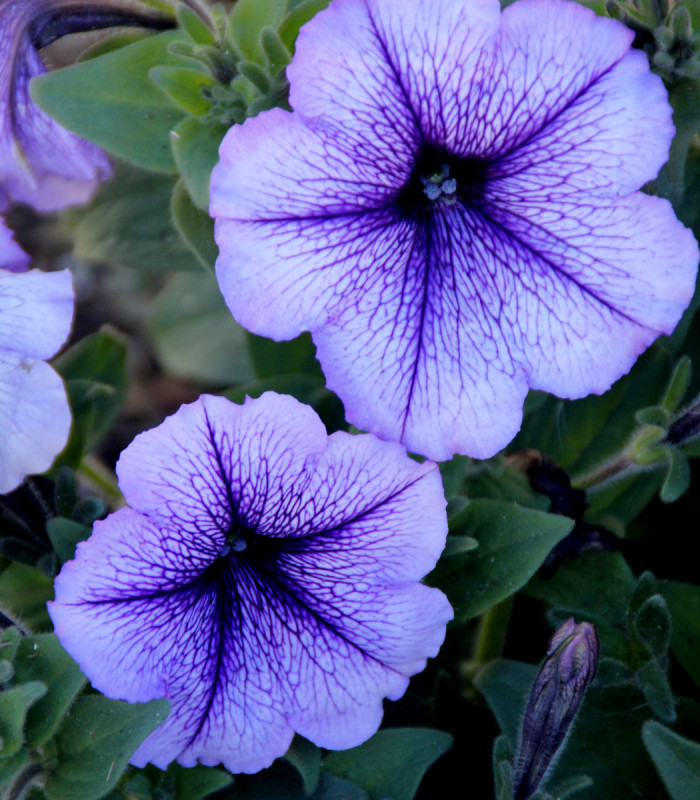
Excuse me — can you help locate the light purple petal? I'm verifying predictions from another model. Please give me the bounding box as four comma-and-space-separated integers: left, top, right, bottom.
0, 0, 110, 211
116, 393, 328, 540
0, 267, 73, 359
212, 0, 698, 460
288, 0, 500, 157
52, 393, 452, 772
0, 263, 73, 492
488, 0, 672, 193
0, 352, 71, 492
483, 189, 699, 397
0, 220, 29, 272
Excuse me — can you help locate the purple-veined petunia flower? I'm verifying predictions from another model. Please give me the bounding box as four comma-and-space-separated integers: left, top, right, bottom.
210, 0, 699, 461
0, 219, 73, 492
0, 0, 110, 211
49, 392, 452, 773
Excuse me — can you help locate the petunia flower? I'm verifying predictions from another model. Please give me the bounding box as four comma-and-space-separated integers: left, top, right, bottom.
0, 219, 73, 492
210, 0, 699, 461
49, 392, 452, 773
0, 0, 111, 211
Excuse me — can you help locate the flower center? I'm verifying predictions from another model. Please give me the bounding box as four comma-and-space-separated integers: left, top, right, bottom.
219, 523, 251, 557
395, 146, 488, 219
420, 164, 458, 205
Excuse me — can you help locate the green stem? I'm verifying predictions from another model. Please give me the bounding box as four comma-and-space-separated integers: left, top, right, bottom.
77, 455, 124, 506
472, 597, 513, 666
8, 764, 42, 800
572, 455, 634, 491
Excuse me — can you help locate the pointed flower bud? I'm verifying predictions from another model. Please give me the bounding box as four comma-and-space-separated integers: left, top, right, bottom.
512, 619, 599, 800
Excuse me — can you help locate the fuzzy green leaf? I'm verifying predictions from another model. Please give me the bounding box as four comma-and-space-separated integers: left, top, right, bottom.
47, 696, 170, 800
428, 500, 573, 622
12, 634, 86, 747
643, 721, 700, 800
323, 728, 452, 800
32, 32, 188, 172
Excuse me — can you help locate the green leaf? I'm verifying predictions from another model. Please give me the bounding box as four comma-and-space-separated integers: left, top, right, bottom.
247, 331, 321, 379
0, 748, 30, 787
660, 448, 691, 503
53, 328, 128, 463
46, 518, 92, 565
173, 764, 234, 799
662, 580, 700, 688
12, 634, 86, 747
637, 659, 676, 723
148, 272, 255, 385
526, 551, 634, 629
428, 500, 573, 622
47, 696, 170, 800
0, 681, 47, 756
285, 736, 321, 795
171, 117, 228, 210
652, 79, 700, 212
71, 167, 201, 272
32, 31, 188, 172
176, 5, 216, 46
323, 728, 452, 800
150, 65, 216, 116
279, 0, 331, 51
226, 0, 286, 63
0, 563, 54, 632
171, 179, 218, 269
513, 346, 672, 478
643, 721, 700, 800
633, 595, 672, 659
311, 774, 368, 800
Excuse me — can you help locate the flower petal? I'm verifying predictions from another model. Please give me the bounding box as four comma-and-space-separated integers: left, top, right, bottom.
116, 393, 328, 539
51, 394, 451, 772
483, 187, 699, 396
0, 7, 110, 211
0, 267, 73, 360
487, 0, 672, 193
0, 352, 70, 492
288, 0, 500, 155
0, 221, 29, 272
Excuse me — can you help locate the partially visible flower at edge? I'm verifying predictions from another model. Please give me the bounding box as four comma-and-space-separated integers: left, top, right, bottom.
0, 0, 111, 212
512, 618, 599, 800
211, 0, 699, 462
49, 392, 453, 773
0, 218, 73, 493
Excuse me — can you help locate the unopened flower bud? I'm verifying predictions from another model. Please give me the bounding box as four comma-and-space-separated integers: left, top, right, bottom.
512, 619, 599, 800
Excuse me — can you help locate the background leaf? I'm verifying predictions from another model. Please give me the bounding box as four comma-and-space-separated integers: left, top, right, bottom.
428, 500, 573, 621
323, 728, 452, 800
643, 721, 700, 800
32, 32, 188, 172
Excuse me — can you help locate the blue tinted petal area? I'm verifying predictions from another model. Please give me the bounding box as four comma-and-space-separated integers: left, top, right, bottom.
313, 209, 527, 460
117, 393, 327, 542
0, 265, 73, 492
